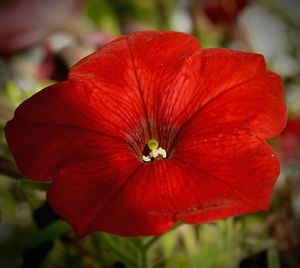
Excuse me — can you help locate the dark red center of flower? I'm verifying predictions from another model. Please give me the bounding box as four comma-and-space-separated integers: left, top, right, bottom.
127, 120, 174, 163
127, 120, 178, 163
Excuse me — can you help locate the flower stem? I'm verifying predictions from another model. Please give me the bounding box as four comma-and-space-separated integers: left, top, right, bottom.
143, 222, 183, 251
155, 0, 171, 30
0, 155, 23, 179
143, 236, 161, 251
96, 233, 137, 267
140, 246, 150, 268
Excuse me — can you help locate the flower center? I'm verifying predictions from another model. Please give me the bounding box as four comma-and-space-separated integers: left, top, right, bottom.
142, 138, 167, 163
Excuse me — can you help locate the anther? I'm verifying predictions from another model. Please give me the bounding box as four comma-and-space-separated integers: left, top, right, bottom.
142, 139, 167, 163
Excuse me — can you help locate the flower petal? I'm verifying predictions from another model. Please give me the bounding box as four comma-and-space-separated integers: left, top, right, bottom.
173, 131, 280, 222
69, 35, 146, 137
72, 36, 285, 140
5, 81, 139, 180
70, 31, 203, 135
48, 131, 279, 236
174, 49, 286, 140
47, 157, 174, 236
168, 49, 286, 221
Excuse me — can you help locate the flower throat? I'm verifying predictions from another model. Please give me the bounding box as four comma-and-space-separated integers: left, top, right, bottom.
142, 139, 167, 163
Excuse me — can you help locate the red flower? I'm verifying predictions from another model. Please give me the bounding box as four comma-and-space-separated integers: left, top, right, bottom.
279, 118, 300, 162
5, 31, 286, 236
204, 0, 249, 25
0, 0, 84, 55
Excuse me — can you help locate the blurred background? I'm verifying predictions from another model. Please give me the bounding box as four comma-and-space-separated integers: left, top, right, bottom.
0, 0, 300, 267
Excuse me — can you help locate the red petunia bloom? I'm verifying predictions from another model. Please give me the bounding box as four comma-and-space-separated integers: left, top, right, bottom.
0, 0, 84, 55
5, 31, 286, 236
204, 0, 249, 25
279, 118, 300, 162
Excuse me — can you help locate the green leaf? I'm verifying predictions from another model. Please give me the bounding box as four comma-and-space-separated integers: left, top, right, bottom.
165, 255, 193, 268
267, 247, 280, 268
94, 233, 138, 267
21, 179, 51, 190
160, 230, 177, 259
85, 0, 120, 34
29, 220, 71, 249
6, 80, 20, 108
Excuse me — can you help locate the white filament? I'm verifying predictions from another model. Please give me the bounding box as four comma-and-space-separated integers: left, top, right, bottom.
142, 147, 167, 162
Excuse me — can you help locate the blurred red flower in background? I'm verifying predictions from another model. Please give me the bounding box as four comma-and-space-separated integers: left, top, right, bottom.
204, 0, 249, 25
0, 0, 84, 55
36, 32, 115, 82
5, 31, 286, 236
279, 118, 300, 162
